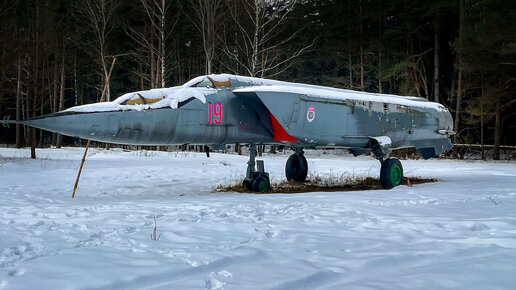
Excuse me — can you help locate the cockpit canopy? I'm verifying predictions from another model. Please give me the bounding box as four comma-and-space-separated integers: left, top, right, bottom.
115, 75, 233, 106
184, 75, 232, 89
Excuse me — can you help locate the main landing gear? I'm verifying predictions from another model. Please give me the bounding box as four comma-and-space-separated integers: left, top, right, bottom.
379, 157, 403, 189
285, 148, 308, 182
243, 144, 271, 192
369, 139, 403, 189
243, 143, 403, 192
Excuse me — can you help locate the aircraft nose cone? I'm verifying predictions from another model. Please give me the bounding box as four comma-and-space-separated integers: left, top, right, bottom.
25, 112, 110, 140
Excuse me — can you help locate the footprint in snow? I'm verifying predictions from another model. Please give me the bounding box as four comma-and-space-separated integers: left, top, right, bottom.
265, 230, 279, 239
30, 221, 45, 229
8, 268, 25, 277
205, 271, 232, 289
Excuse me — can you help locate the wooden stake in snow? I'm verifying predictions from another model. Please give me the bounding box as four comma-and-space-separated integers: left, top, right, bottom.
72, 139, 90, 198
72, 58, 116, 198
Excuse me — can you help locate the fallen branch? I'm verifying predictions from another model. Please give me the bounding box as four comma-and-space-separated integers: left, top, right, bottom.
489, 197, 502, 205
150, 215, 161, 241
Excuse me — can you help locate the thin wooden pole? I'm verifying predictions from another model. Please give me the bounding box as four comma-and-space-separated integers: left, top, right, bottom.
72, 140, 90, 198
72, 58, 116, 198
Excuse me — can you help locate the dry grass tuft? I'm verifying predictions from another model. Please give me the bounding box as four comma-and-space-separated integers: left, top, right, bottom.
213, 174, 437, 194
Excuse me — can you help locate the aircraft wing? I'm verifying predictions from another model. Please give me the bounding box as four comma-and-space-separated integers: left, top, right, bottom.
233, 84, 453, 158
233, 85, 374, 148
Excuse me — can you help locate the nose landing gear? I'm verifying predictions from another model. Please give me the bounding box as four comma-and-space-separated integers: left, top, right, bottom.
243, 144, 271, 192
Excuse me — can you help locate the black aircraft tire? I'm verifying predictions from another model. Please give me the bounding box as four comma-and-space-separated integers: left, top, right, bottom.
252, 175, 271, 193
285, 154, 308, 182
380, 157, 403, 189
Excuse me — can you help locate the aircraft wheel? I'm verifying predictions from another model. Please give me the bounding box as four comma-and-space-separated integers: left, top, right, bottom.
285, 153, 308, 182
380, 157, 403, 189
252, 175, 271, 193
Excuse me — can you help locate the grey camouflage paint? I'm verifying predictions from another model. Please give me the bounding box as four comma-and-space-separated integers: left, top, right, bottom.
2, 75, 453, 159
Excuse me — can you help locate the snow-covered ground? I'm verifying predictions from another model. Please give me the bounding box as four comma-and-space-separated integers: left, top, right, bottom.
0, 147, 515, 290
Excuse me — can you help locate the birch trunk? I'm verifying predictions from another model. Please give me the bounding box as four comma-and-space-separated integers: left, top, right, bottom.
160, 0, 165, 87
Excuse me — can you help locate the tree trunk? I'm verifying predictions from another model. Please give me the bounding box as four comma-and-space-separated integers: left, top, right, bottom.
454, 0, 464, 142
150, 22, 155, 89
160, 0, 166, 87
74, 50, 78, 106
347, 1, 353, 89
139, 62, 144, 90
23, 54, 30, 145
493, 101, 500, 160
56, 41, 66, 148
260, 13, 266, 78
359, 0, 364, 91
433, 17, 440, 103
157, 34, 162, 85
31, 0, 40, 159
0, 47, 4, 117
39, 89, 43, 147
104, 66, 110, 102
52, 52, 58, 146
378, 52, 382, 93
481, 105, 484, 160
480, 79, 485, 161
16, 56, 22, 148
251, 1, 261, 76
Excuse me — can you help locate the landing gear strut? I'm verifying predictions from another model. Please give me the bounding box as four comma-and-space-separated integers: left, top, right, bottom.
370, 139, 403, 189
285, 148, 308, 182
243, 144, 271, 192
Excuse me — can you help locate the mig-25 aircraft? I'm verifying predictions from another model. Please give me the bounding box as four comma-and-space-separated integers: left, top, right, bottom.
1, 74, 454, 192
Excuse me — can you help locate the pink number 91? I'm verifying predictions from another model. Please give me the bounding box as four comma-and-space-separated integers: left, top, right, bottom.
208, 102, 223, 124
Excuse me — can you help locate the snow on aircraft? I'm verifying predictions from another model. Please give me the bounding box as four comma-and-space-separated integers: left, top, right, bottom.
1, 74, 454, 192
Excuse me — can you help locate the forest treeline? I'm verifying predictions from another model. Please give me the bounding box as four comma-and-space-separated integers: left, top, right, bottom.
0, 0, 514, 159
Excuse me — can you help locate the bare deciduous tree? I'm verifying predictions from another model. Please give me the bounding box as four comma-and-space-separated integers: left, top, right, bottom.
74, 0, 117, 100
126, 0, 178, 89
187, 0, 224, 75
222, 0, 314, 77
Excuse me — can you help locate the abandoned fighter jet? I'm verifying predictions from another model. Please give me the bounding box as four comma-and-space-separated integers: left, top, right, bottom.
1, 74, 454, 192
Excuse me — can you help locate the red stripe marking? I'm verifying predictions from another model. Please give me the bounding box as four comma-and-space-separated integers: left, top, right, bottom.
270, 113, 297, 142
